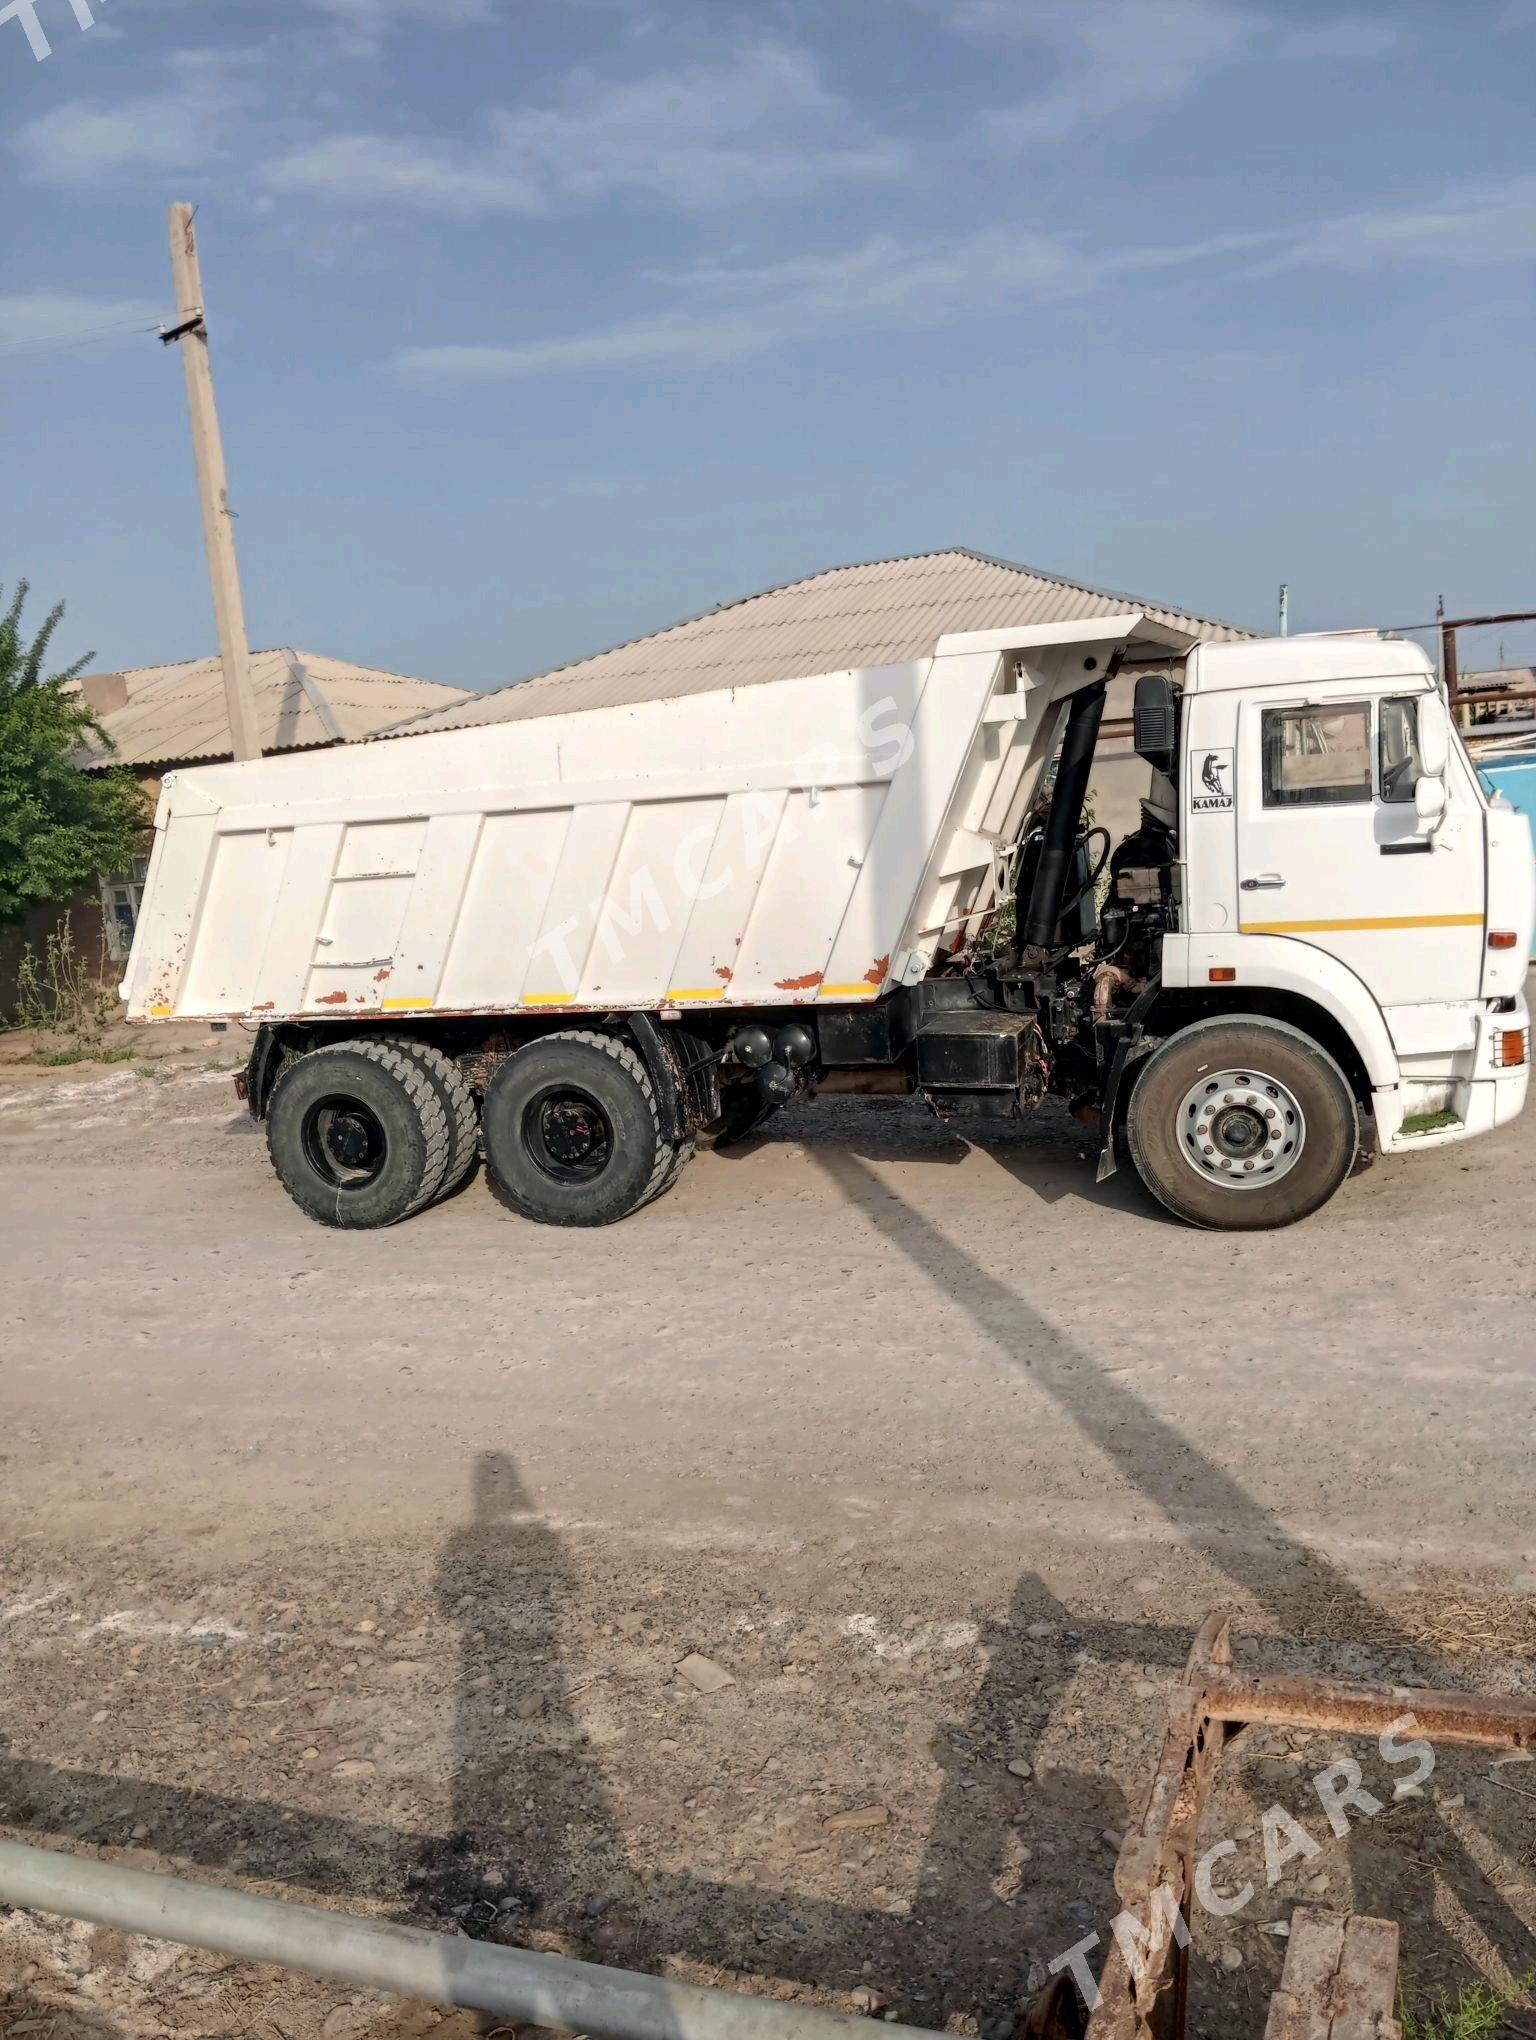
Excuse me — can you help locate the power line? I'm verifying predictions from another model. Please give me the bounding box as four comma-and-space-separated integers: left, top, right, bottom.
0, 321, 163, 369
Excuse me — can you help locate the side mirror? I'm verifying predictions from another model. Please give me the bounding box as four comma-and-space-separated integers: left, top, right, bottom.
1415, 775, 1447, 822
1418, 691, 1451, 777
1133, 674, 1177, 777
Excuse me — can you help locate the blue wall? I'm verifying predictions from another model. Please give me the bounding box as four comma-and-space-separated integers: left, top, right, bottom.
1478, 754, 1536, 958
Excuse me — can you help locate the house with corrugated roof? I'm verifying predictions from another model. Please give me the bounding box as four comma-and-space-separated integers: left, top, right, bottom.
390, 545, 1252, 846
1, 649, 468, 1014
390, 547, 1250, 738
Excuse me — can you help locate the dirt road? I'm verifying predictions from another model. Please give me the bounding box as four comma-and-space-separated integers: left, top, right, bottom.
3, 1036, 1534, 2037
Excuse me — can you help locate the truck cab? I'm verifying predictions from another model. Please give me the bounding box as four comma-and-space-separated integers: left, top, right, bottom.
1075, 633, 1533, 1221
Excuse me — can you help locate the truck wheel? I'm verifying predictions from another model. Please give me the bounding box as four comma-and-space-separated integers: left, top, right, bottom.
379, 1037, 480, 1198
1126, 1016, 1357, 1230
266, 1039, 453, 1228
481, 1030, 690, 1226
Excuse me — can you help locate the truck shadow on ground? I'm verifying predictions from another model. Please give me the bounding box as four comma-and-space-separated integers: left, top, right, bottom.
804, 1153, 1536, 2002
710, 1095, 1176, 1222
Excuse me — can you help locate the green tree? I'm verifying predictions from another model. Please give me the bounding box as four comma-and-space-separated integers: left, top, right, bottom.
0, 581, 145, 922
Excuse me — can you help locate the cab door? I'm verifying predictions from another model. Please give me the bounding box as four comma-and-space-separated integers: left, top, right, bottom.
1234, 686, 1485, 1007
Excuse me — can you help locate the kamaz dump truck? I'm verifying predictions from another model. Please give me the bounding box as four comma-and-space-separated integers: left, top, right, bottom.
122, 613, 1534, 1230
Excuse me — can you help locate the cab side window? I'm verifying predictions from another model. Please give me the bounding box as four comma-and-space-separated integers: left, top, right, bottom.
1261, 703, 1372, 807
1378, 696, 1423, 804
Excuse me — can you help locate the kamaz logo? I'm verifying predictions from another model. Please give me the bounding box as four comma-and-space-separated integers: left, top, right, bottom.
1192, 749, 1234, 813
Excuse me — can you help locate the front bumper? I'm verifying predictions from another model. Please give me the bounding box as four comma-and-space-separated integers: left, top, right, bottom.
1374, 992, 1529, 1152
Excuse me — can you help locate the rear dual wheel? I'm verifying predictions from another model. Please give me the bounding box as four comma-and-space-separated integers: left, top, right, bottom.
266, 1037, 478, 1228
1126, 1016, 1357, 1230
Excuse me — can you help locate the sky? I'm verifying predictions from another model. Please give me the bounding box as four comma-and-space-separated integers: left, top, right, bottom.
2, 0, 1534, 692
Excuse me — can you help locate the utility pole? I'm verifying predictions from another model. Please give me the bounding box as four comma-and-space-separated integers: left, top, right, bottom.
163, 203, 262, 763
1278, 583, 1289, 637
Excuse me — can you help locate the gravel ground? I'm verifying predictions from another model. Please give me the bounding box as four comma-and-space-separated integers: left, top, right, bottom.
2, 1017, 1535, 2038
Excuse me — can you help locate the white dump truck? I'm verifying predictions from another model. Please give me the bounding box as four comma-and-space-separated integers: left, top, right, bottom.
123, 613, 1533, 1230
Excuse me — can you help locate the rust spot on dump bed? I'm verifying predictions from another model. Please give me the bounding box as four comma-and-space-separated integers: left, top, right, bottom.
252, 1002, 275, 1012
775, 971, 823, 991
865, 954, 890, 986
374, 968, 391, 983
315, 990, 349, 1006
715, 964, 733, 981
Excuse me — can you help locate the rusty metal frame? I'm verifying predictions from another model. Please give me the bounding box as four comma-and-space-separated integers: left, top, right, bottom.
1035, 1611, 1536, 2040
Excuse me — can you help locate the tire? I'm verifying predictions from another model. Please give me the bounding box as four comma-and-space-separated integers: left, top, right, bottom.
643, 1133, 696, 1207
379, 1037, 480, 1197
267, 1038, 453, 1229
481, 1029, 690, 1226
1126, 1016, 1357, 1231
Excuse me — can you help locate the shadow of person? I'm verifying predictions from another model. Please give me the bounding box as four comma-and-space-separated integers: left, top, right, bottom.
413, 1450, 629, 1949
404, 1441, 1148, 2026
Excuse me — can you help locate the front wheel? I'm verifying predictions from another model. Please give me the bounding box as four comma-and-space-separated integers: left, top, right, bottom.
1125, 1017, 1357, 1230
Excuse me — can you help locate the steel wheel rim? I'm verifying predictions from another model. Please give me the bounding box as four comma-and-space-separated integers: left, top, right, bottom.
301, 1094, 389, 1191
1176, 1067, 1305, 1190
522, 1085, 614, 1184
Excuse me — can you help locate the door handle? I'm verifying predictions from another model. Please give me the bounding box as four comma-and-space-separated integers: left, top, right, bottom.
1240, 873, 1285, 891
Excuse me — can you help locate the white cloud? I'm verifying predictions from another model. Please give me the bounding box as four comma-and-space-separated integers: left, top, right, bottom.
307, 0, 493, 20
13, 50, 250, 186
1183, 350, 1288, 381
298, 0, 495, 56
387, 172, 1536, 384
1257, 176, 1536, 274
951, 1, 1410, 147
264, 42, 904, 214
0, 292, 161, 356
389, 221, 1278, 379
1286, 16, 1407, 59
264, 133, 541, 215
961, 0, 1261, 145
298, 0, 647, 41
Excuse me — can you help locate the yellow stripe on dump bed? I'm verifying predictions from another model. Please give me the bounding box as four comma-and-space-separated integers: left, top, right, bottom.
523, 992, 574, 1007
1241, 913, 1483, 934
667, 986, 725, 1002
381, 997, 433, 1011
149, 1004, 173, 1018
818, 983, 880, 999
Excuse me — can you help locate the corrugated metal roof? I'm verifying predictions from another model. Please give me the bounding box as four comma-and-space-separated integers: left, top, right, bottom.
388, 547, 1254, 739
75, 650, 469, 769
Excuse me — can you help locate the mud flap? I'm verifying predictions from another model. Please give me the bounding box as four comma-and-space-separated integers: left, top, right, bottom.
1094, 977, 1162, 1184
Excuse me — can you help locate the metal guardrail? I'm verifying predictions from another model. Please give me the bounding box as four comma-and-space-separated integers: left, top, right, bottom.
0, 1837, 937, 2040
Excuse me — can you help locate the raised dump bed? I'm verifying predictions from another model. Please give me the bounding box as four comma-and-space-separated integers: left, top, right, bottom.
124, 619, 1145, 1026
